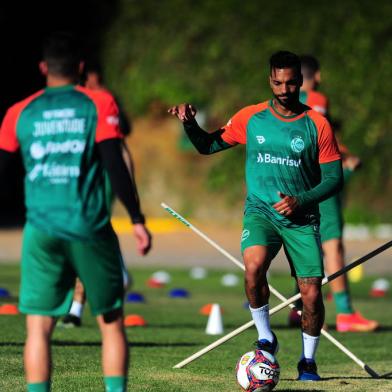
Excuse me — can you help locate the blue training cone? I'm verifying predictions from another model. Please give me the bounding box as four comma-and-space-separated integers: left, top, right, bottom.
169, 288, 190, 298
0, 288, 10, 298
126, 292, 145, 303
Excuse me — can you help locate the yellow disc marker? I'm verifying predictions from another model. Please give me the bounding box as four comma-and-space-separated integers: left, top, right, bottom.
348, 262, 364, 283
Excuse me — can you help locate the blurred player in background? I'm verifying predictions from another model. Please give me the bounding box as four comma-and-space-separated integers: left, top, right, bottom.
288, 55, 378, 332
0, 32, 151, 392
60, 64, 139, 328
169, 51, 343, 381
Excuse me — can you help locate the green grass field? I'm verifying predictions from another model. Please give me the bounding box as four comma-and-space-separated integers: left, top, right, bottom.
0, 263, 391, 391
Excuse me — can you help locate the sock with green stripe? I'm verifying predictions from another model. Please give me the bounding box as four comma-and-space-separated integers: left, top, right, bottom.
104, 376, 127, 392
333, 290, 354, 314
27, 381, 50, 392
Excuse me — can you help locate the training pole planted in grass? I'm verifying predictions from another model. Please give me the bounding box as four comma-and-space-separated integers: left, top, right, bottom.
161, 202, 387, 377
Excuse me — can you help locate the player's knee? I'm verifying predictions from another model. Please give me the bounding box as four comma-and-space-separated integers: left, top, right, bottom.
244, 261, 266, 284
244, 251, 268, 273
301, 286, 322, 310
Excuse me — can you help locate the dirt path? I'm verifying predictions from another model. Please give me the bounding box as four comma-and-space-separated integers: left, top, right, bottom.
1, 228, 391, 275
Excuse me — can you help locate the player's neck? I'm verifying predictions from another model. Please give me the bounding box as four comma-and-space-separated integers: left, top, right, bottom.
46, 74, 77, 88
272, 99, 303, 117
301, 80, 317, 93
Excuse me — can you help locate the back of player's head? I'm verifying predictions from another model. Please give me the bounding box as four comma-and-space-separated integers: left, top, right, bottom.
42, 32, 82, 78
300, 55, 320, 80
269, 51, 301, 77
85, 62, 104, 82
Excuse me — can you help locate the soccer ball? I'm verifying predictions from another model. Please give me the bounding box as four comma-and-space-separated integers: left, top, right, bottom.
236, 350, 280, 392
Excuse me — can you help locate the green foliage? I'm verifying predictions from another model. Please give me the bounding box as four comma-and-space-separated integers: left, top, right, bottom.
102, 0, 392, 222
206, 146, 245, 205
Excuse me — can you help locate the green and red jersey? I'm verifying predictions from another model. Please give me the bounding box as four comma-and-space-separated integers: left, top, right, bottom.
220, 100, 341, 227
0, 85, 122, 240
299, 90, 328, 116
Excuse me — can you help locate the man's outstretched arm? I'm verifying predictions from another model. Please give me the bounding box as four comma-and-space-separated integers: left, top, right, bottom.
98, 139, 152, 255
168, 103, 233, 155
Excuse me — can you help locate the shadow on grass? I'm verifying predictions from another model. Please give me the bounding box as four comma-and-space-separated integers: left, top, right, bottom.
152, 323, 248, 329
314, 376, 381, 381
278, 390, 324, 392
0, 340, 200, 348
281, 376, 379, 382
380, 371, 392, 378
271, 323, 392, 332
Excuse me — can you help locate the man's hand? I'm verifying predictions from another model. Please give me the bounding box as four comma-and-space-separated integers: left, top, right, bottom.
133, 223, 152, 256
168, 103, 197, 122
343, 155, 361, 171
272, 192, 299, 216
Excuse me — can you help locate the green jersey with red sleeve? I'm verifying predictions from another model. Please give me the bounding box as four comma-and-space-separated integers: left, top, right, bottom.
299, 90, 329, 116
220, 100, 341, 227
0, 85, 122, 240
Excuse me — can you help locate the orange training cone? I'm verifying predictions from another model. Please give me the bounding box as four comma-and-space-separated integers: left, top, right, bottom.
205, 303, 223, 335
0, 304, 19, 315
124, 314, 147, 327
200, 303, 224, 315
146, 278, 165, 288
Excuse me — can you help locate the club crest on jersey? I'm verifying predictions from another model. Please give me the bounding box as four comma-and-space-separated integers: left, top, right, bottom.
291, 136, 305, 153
256, 135, 265, 144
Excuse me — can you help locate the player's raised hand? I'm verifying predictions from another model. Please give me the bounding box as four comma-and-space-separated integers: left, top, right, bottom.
272, 192, 299, 216
168, 103, 197, 122
133, 223, 152, 256
344, 155, 361, 171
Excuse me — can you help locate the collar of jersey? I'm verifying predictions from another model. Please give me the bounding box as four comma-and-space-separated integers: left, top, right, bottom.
45, 84, 75, 93
268, 99, 306, 122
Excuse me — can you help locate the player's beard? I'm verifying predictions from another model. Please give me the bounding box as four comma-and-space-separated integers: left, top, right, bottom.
274, 92, 299, 110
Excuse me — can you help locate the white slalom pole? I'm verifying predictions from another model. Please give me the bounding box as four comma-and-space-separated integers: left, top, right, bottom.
161, 203, 385, 377
161, 203, 244, 270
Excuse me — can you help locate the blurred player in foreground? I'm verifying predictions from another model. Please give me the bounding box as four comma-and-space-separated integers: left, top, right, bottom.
60, 64, 139, 328
0, 32, 151, 392
169, 51, 343, 381
287, 55, 378, 332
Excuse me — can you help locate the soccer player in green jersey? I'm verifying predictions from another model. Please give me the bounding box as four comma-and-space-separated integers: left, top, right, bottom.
0, 32, 151, 392
60, 64, 136, 328
169, 51, 343, 381
287, 55, 378, 332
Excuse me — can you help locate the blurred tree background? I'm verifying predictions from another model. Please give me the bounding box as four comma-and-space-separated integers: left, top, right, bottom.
0, 0, 118, 226
99, 0, 392, 223
2, 0, 388, 224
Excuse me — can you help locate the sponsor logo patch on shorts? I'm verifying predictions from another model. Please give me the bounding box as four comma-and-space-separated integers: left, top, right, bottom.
241, 229, 250, 242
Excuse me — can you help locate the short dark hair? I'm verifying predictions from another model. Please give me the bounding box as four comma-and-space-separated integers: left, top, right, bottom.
42, 32, 82, 78
85, 62, 104, 81
270, 51, 301, 77
300, 55, 320, 80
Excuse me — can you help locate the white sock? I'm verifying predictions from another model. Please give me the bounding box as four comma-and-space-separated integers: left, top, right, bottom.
69, 301, 84, 318
301, 332, 320, 360
249, 304, 273, 343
